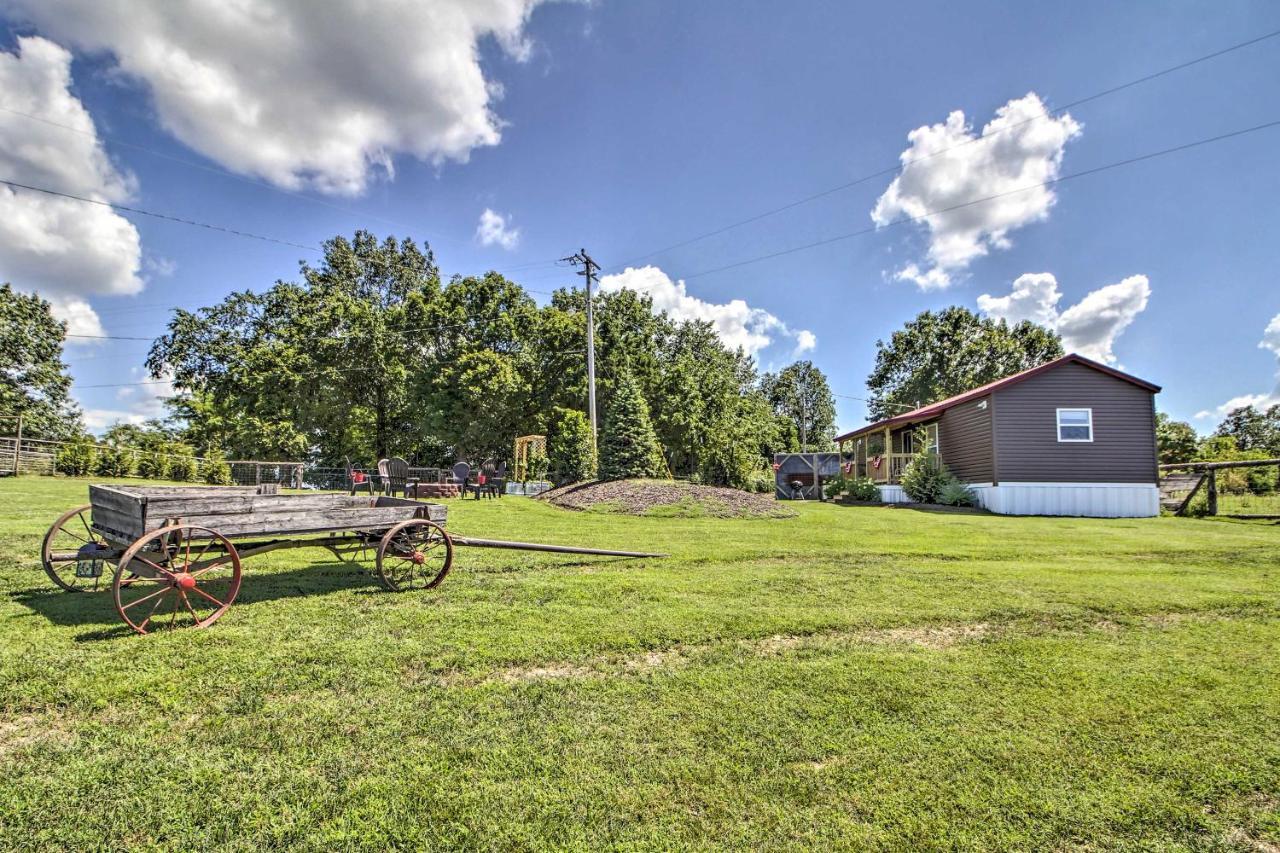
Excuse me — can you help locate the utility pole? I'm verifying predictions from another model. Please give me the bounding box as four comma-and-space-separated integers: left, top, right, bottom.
562, 249, 600, 450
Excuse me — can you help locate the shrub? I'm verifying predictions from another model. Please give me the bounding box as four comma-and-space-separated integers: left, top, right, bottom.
687, 471, 702, 485
93, 444, 135, 478
136, 451, 169, 480
899, 447, 948, 503
846, 475, 881, 502
167, 445, 198, 482
548, 407, 596, 485
747, 468, 774, 494
55, 437, 96, 476
200, 448, 233, 485
525, 448, 550, 483
936, 480, 978, 507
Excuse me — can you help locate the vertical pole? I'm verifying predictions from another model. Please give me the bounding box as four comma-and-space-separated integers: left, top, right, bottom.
13, 415, 22, 475
584, 251, 598, 453
1207, 468, 1218, 516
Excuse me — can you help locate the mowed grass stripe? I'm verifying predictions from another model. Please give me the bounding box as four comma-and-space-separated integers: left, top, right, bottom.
1, 477, 1278, 849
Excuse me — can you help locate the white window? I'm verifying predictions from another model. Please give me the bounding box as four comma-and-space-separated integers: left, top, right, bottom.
1056, 408, 1093, 442
924, 422, 939, 454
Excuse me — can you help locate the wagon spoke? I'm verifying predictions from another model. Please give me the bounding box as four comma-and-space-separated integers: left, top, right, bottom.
190, 585, 230, 609
180, 591, 201, 624
122, 585, 171, 611
138, 590, 171, 631
79, 513, 94, 539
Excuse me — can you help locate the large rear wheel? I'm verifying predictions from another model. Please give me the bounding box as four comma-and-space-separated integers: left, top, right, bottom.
41, 504, 116, 592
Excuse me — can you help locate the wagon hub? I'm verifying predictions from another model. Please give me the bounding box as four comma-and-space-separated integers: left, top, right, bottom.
410, 551, 426, 565
176, 573, 197, 590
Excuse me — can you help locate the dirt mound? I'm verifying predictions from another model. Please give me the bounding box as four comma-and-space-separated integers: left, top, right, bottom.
537, 479, 795, 519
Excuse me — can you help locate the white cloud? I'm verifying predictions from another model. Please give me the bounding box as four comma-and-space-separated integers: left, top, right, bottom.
81, 369, 175, 433
0, 36, 144, 336
873, 93, 1082, 289
1195, 313, 1280, 420
475, 208, 520, 250
5, 0, 549, 195
978, 272, 1150, 365
599, 265, 815, 358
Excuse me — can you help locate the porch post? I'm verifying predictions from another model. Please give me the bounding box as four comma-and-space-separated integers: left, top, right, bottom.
883, 426, 891, 483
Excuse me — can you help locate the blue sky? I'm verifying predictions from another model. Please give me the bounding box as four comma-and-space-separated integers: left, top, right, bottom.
1, 0, 1278, 434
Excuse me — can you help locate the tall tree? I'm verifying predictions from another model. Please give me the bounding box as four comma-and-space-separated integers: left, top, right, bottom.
1155, 412, 1199, 464
0, 284, 81, 439
762, 360, 837, 451
599, 367, 665, 480
1214, 404, 1280, 455
866, 307, 1063, 420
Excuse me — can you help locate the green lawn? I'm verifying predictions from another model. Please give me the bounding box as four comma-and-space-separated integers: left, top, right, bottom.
1, 477, 1278, 850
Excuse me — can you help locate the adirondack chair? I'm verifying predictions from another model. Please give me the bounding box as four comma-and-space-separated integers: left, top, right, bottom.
381, 456, 415, 497
490, 461, 508, 498
475, 459, 501, 499
346, 456, 373, 496
450, 461, 471, 495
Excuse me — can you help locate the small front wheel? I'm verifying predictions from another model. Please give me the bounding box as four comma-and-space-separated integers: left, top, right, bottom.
41, 504, 115, 592
376, 520, 453, 591
114, 525, 242, 635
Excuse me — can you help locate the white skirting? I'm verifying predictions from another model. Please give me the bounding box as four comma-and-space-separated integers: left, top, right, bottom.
876, 482, 1158, 518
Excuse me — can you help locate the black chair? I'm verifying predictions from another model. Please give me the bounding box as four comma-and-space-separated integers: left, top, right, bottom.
490, 461, 508, 498
451, 462, 471, 496
383, 456, 416, 498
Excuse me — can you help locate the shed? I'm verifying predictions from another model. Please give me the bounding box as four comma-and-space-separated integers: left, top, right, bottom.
834, 353, 1161, 517
773, 452, 842, 500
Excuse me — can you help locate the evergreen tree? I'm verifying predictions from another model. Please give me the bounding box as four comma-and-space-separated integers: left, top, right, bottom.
548, 407, 596, 485
599, 369, 665, 480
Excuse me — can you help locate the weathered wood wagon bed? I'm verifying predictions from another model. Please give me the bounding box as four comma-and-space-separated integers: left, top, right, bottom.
41, 485, 662, 635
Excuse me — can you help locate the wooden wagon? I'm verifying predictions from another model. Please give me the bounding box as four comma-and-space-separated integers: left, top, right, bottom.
40, 485, 661, 635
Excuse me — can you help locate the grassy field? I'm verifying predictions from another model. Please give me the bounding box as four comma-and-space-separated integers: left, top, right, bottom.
1, 477, 1278, 850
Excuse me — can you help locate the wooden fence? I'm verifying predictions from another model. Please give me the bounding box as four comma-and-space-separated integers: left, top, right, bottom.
1158, 458, 1280, 517
0, 436, 303, 489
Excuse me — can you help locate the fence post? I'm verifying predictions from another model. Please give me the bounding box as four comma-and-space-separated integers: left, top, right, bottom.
255, 462, 262, 485
1207, 468, 1218, 516
12, 415, 22, 475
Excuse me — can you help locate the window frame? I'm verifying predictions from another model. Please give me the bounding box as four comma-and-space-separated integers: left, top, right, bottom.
1056, 407, 1094, 443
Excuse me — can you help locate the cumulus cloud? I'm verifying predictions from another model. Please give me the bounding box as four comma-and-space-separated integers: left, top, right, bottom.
978, 272, 1150, 365
0, 36, 144, 336
1195, 313, 1280, 420
81, 369, 175, 433
5, 0, 549, 195
599, 265, 815, 358
872, 93, 1082, 289
475, 208, 520, 250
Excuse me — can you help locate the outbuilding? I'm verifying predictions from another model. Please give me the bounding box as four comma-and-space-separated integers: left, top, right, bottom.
835, 353, 1161, 517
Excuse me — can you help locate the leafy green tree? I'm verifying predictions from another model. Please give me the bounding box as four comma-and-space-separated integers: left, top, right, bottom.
55, 436, 95, 475
866, 307, 1063, 420
599, 369, 665, 480
1214, 405, 1280, 455
166, 443, 198, 481
701, 391, 782, 490
94, 444, 136, 478
1155, 412, 1199, 465
0, 284, 81, 438
762, 361, 838, 451
547, 407, 596, 485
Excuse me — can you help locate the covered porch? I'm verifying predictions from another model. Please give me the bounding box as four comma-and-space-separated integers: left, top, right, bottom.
837, 421, 937, 484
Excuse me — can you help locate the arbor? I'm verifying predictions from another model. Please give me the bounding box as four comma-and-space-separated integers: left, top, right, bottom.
599, 368, 665, 480
762, 361, 837, 451
866, 307, 1063, 420
1155, 412, 1199, 464
0, 284, 81, 438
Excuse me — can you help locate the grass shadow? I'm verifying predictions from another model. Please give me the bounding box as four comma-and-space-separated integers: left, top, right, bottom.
9, 561, 379, 637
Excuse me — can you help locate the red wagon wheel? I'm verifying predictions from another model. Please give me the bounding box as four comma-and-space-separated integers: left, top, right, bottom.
113, 524, 242, 635
41, 504, 115, 592
376, 519, 453, 591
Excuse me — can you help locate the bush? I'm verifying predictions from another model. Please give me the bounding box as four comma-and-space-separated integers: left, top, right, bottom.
548, 407, 597, 485
899, 448, 948, 503
936, 480, 978, 507
200, 448, 233, 485
167, 445, 198, 482
525, 448, 550, 483
135, 451, 169, 480
824, 474, 881, 502
93, 444, 135, 478
747, 468, 774, 494
55, 437, 96, 476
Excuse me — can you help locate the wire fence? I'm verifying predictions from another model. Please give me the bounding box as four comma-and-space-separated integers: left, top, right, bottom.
0, 436, 303, 488
1158, 458, 1280, 518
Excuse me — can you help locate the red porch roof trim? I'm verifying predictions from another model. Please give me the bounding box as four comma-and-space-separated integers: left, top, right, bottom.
835, 353, 1161, 443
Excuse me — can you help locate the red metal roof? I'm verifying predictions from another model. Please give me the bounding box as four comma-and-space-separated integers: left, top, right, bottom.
835, 353, 1161, 443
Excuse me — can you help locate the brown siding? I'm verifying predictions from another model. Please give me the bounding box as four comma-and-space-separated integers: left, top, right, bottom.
992, 361, 1157, 483
937, 395, 994, 483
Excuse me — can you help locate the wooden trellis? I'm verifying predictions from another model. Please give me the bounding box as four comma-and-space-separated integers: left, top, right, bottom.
513, 434, 547, 482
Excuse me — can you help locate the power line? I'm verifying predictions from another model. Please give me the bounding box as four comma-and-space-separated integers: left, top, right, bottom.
608, 26, 1280, 271
677, 117, 1280, 281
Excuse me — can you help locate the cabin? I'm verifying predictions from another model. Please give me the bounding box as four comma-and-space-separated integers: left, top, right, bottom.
835, 354, 1161, 517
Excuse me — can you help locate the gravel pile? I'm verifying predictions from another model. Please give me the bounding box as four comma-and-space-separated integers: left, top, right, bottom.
537, 479, 796, 519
